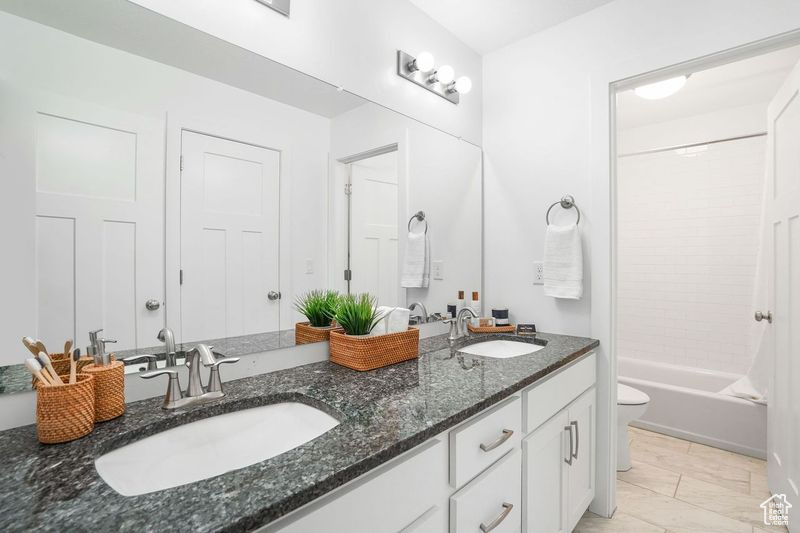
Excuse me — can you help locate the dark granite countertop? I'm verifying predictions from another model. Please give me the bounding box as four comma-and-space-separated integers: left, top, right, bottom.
0, 332, 598, 533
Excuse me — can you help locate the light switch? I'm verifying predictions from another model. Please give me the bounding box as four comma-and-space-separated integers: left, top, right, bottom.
432, 260, 444, 280
533, 261, 544, 285
305, 259, 314, 274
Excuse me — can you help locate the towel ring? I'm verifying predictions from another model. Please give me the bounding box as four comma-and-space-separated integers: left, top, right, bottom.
545, 195, 581, 226
408, 210, 428, 234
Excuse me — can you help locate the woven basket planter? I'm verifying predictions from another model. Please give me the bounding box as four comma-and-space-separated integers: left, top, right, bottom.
295, 322, 340, 345
35, 373, 95, 444
467, 323, 516, 334
329, 327, 419, 371
83, 361, 126, 422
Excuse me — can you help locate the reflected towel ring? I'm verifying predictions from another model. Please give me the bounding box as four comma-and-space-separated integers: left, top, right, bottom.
408, 211, 428, 234
545, 195, 581, 226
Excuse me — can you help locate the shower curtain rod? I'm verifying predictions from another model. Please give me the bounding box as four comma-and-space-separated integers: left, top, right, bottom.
618, 131, 767, 158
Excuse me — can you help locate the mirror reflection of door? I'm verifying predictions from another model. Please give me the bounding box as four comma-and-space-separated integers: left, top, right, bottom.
347, 151, 399, 307
179, 131, 280, 342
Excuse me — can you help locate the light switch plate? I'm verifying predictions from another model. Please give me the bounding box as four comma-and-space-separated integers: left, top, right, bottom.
533, 261, 544, 285
432, 260, 444, 280
305, 259, 314, 274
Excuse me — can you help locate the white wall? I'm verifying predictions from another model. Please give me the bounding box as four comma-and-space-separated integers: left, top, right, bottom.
127, 0, 483, 145
483, 0, 800, 515
618, 130, 765, 374
0, 12, 331, 365
330, 103, 483, 316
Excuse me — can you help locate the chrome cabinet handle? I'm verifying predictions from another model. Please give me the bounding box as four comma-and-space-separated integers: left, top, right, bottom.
479, 429, 514, 452
564, 425, 574, 465
754, 311, 773, 323
480, 502, 513, 533
571, 420, 579, 460
267, 291, 281, 301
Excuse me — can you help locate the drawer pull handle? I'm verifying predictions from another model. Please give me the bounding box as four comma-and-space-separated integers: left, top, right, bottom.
564, 425, 574, 465
480, 502, 513, 532
479, 429, 514, 452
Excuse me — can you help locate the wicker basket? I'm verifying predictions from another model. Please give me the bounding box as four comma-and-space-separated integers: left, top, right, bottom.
34, 354, 115, 386
329, 328, 419, 371
83, 361, 125, 422
467, 323, 516, 334
35, 373, 95, 444
295, 322, 340, 345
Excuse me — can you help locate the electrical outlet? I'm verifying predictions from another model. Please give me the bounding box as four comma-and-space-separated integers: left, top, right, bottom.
432, 260, 444, 280
533, 261, 544, 284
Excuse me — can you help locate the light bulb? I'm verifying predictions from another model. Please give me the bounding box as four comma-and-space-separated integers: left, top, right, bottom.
413, 51, 435, 73
633, 75, 688, 100
435, 65, 455, 85
454, 76, 472, 94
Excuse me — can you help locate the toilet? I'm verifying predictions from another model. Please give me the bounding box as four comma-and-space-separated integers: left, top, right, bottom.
617, 383, 650, 472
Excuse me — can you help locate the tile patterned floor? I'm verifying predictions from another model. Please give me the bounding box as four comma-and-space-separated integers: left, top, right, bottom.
575, 427, 790, 532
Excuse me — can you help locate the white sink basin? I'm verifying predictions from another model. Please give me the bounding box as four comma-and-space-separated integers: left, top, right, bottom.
458, 340, 543, 359
95, 402, 339, 496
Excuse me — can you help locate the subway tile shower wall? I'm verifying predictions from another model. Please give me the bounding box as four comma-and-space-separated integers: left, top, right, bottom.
617, 136, 765, 374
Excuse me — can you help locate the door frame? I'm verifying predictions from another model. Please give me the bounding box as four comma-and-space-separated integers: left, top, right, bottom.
595, 29, 800, 517
165, 112, 287, 344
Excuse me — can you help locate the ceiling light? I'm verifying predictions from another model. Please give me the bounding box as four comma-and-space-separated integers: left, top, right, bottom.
633, 75, 688, 100
454, 76, 472, 94
408, 51, 435, 73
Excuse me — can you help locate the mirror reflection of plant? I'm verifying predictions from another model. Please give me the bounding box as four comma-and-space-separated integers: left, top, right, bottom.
294, 290, 340, 327
335, 293, 382, 336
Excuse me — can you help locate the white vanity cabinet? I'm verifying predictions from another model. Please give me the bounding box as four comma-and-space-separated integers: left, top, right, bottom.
267, 352, 596, 533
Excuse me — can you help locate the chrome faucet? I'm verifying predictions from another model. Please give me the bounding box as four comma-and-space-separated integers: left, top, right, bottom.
88, 328, 116, 365
157, 327, 177, 367
408, 301, 429, 324
141, 343, 240, 410
444, 307, 479, 349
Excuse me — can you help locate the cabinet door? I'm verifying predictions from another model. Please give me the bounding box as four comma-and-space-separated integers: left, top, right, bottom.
566, 388, 596, 531
522, 410, 569, 533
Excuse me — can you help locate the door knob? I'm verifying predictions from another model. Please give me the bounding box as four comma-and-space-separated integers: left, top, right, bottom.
267, 291, 281, 301
754, 311, 772, 323
145, 299, 161, 311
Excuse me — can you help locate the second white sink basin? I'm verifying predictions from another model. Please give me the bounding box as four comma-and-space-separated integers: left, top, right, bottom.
458, 340, 543, 359
95, 402, 339, 496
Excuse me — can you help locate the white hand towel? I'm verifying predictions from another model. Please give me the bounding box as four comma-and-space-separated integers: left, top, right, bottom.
368, 307, 411, 336
401, 231, 429, 288
543, 224, 583, 300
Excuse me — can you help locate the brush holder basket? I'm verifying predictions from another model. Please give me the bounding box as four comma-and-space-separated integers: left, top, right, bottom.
35, 373, 95, 444
83, 361, 125, 422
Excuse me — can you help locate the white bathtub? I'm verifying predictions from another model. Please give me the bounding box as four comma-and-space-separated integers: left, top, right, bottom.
618, 357, 766, 458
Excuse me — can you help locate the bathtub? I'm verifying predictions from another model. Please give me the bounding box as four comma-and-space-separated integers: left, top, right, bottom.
618, 357, 767, 459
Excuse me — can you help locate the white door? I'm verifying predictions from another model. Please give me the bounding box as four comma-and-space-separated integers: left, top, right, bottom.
522, 410, 569, 533
766, 59, 800, 522
349, 151, 399, 306
180, 131, 280, 342
566, 389, 596, 531
33, 93, 164, 352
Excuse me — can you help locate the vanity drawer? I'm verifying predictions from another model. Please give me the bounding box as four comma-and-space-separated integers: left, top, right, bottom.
523, 352, 595, 433
449, 395, 521, 487
450, 449, 521, 533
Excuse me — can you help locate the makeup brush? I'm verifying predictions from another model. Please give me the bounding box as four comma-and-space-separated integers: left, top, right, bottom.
38, 352, 64, 385
21, 337, 40, 357
26, 358, 53, 387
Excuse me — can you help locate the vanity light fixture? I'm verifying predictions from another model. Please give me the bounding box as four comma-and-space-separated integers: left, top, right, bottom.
634, 75, 688, 100
397, 50, 471, 105
254, 0, 290, 17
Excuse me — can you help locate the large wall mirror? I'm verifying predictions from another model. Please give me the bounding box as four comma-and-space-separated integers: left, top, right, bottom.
0, 2, 482, 392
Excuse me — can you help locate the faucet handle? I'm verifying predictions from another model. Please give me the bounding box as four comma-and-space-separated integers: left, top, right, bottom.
141, 368, 184, 410
206, 357, 240, 395
122, 354, 158, 371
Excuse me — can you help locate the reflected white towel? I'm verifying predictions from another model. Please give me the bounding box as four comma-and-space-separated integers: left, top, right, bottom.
543, 224, 583, 299
368, 306, 411, 336
401, 231, 429, 288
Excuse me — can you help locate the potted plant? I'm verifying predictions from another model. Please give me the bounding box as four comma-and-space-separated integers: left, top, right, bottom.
329, 293, 419, 371
294, 290, 341, 344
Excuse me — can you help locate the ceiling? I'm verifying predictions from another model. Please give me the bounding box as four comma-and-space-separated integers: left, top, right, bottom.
407, 0, 615, 54
617, 45, 800, 130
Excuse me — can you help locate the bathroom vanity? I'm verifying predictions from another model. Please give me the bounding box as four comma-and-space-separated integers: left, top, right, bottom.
0, 332, 598, 532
